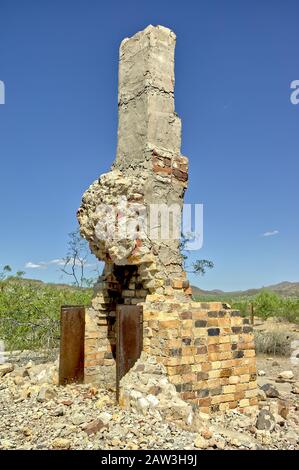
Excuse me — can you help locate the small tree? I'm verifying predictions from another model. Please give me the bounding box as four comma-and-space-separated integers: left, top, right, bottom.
0, 265, 12, 282
192, 259, 214, 276
180, 234, 214, 276
254, 291, 281, 319
61, 229, 97, 287
15, 271, 25, 278
0, 266, 26, 294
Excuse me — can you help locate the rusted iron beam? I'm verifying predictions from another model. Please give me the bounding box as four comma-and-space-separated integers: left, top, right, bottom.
116, 305, 143, 401
250, 302, 254, 326
59, 305, 85, 386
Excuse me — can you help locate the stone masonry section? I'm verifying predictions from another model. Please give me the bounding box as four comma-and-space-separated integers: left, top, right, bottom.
141, 299, 257, 414
78, 25, 188, 286
77, 25, 257, 414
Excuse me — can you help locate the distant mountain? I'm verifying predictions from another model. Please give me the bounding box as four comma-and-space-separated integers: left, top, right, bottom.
191, 281, 299, 298
5, 277, 299, 298
5, 277, 91, 292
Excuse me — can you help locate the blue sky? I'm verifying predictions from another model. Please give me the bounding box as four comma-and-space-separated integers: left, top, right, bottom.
0, 0, 298, 290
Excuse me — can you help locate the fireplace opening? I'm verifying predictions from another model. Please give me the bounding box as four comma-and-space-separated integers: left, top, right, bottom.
102, 263, 149, 390
107, 264, 149, 305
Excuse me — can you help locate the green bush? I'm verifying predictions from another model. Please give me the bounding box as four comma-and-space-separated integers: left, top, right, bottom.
230, 300, 250, 317
195, 290, 299, 323
253, 291, 299, 322
254, 291, 281, 319
0, 278, 93, 351
278, 297, 299, 323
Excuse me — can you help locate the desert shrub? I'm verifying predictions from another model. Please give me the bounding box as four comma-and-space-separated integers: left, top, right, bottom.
253, 291, 282, 319
0, 278, 92, 351
254, 329, 294, 356
253, 291, 299, 322
195, 290, 299, 323
230, 300, 250, 317
278, 297, 299, 323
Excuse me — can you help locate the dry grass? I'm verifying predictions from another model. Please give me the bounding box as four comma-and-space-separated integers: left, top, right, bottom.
254, 328, 295, 356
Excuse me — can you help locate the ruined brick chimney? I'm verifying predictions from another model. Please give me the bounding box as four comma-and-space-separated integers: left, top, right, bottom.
78, 25, 189, 294
77, 25, 257, 414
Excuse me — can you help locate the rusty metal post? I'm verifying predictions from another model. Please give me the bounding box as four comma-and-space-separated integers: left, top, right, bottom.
116, 305, 143, 402
59, 305, 85, 385
250, 302, 254, 326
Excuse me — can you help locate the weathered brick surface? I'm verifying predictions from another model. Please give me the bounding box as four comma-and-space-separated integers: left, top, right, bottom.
142, 300, 257, 414
84, 298, 257, 415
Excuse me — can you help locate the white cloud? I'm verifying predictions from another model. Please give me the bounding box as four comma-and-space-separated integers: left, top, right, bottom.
49, 258, 65, 266
262, 230, 279, 237
86, 263, 97, 268
51, 258, 96, 268
51, 258, 82, 267
25, 262, 47, 269
25, 258, 97, 270
25, 259, 68, 269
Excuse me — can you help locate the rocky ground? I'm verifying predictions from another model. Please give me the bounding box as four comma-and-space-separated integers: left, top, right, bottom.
0, 352, 299, 450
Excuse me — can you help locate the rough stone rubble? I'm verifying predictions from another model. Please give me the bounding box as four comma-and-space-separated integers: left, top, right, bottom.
0, 356, 299, 450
